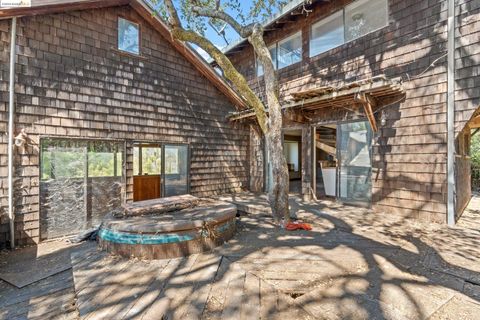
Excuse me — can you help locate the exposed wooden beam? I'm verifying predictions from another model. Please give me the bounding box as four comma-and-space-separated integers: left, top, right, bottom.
355, 92, 378, 132
468, 115, 480, 129
316, 141, 336, 157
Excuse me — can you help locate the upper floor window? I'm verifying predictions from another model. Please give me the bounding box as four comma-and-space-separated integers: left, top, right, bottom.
310, 0, 388, 57
310, 10, 344, 57
345, 0, 388, 42
257, 32, 302, 76
277, 32, 302, 68
118, 17, 140, 55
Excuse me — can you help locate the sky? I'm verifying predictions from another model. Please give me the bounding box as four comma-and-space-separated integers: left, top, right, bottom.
148, 0, 286, 60
180, 1, 284, 60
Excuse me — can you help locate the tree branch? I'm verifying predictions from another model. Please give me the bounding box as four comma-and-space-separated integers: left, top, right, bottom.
171, 27, 268, 132
191, 5, 254, 38
162, 0, 267, 132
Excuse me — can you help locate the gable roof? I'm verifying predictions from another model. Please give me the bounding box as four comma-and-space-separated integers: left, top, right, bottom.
0, 0, 247, 109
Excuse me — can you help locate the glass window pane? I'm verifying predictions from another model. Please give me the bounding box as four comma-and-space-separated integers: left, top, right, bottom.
277, 32, 302, 69
338, 121, 373, 204
141, 147, 162, 175
40, 139, 124, 240
118, 17, 140, 55
164, 145, 189, 197
41, 140, 85, 180
345, 0, 388, 42
310, 10, 345, 57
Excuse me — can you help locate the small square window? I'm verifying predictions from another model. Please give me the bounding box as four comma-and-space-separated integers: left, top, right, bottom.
118, 17, 140, 55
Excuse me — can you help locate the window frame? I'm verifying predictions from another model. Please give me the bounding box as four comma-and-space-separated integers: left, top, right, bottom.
117, 16, 141, 56
132, 142, 191, 197
309, 0, 389, 59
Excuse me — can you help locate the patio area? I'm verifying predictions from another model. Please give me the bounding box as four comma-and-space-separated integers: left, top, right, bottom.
1, 194, 480, 319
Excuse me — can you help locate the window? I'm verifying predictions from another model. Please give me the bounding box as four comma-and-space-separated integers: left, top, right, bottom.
309, 0, 388, 58
345, 0, 388, 42
277, 32, 302, 69
310, 10, 344, 57
118, 17, 140, 55
132, 143, 190, 200
133, 146, 162, 176
256, 32, 302, 76
39, 139, 125, 239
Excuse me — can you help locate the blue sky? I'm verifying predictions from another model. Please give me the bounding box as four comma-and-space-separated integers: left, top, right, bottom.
148, 0, 284, 59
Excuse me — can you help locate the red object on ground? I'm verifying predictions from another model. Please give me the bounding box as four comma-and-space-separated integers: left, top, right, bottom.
285, 222, 312, 231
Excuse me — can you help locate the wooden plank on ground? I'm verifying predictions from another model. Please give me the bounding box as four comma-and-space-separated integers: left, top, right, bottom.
240, 272, 261, 320
221, 265, 246, 319
135, 254, 200, 319
170, 254, 222, 319
202, 256, 236, 318
121, 258, 185, 319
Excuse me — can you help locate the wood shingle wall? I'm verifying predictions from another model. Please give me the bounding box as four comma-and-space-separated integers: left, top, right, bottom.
228, 0, 475, 222
0, 5, 249, 247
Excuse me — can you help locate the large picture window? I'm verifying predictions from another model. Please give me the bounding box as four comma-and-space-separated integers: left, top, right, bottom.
309, 0, 388, 58
118, 17, 140, 55
345, 0, 388, 42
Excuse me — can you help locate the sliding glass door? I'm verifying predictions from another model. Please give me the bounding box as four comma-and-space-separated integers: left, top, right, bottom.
164, 145, 189, 196
40, 139, 124, 239
337, 121, 373, 205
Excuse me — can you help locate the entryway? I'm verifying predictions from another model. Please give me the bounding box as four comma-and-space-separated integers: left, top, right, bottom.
283, 129, 302, 194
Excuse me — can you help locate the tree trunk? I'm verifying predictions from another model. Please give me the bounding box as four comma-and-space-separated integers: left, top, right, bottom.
265, 131, 290, 224
249, 25, 290, 224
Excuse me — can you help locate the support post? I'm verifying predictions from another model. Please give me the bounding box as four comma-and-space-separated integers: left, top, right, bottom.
8, 17, 17, 249
447, 0, 456, 226
301, 126, 313, 201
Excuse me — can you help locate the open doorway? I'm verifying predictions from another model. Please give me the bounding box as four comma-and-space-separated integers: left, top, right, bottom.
283, 129, 302, 194
315, 124, 338, 199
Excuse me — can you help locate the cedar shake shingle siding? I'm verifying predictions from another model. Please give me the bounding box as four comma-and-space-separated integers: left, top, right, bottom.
228, 0, 479, 222
0, 5, 249, 247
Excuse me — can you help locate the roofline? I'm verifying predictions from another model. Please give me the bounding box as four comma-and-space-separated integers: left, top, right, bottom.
0, 0, 247, 109
222, 0, 315, 55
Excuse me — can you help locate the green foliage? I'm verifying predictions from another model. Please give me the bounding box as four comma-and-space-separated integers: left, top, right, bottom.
41, 140, 123, 180
470, 131, 480, 168
151, 0, 288, 41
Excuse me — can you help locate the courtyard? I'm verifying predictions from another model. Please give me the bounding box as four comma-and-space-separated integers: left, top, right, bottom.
1, 195, 480, 319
